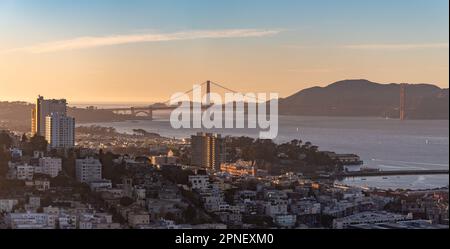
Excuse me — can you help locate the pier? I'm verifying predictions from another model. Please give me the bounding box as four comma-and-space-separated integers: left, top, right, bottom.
336, 169, 449, 178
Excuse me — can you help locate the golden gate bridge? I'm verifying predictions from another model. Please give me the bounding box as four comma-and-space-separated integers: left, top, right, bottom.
102, 80, 410, 121
102, 80, 241, 120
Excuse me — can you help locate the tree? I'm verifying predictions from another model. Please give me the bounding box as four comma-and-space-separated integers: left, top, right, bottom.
63, 154, 76, 178
164, 212, 177, 221
119, 197, 134, 207
99, 151, 125, 184
241, 146, 256, 162
253, 139, 277, 163
0, 149, 11, 177
183, 205, 198, 223
0, 131, 12, 149
224, 188, 238, 204
51, 175, 75, 187
21, 133, 28, 143
277, 140, 303, 160
23, 135, 48, 155
161, 168, 194, 185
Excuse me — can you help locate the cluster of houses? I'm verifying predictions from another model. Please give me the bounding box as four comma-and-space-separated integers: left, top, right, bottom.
1, 135, 448, 230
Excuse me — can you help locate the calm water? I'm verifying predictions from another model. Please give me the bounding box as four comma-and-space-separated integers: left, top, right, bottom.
85, 114, 449, 190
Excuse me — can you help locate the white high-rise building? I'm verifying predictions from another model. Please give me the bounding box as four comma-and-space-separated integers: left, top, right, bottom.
45, 113, 75, 149
76, 158, 102, 183
37, 157, 62, 178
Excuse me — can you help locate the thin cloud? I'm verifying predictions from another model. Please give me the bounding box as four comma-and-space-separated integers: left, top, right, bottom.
286, 68, 336, 73
5, 29, 282, 54
344, 42, 449, 50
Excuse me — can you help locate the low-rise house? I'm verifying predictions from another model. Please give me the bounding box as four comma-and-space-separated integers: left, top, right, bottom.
128, 212, 150, 228
25, 179, 51, 191
6, 213, 55, 229
14, 163, 35, 180
79, 213, 119, 229
89, 179, 113, 192
189, 174, 210, 191
217, 211, 243, 225
274, 214, 297, 228
0, 199, 18, 212
264, 199, 288, 218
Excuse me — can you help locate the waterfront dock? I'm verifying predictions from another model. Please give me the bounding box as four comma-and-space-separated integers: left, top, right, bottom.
336, 169, 449, 178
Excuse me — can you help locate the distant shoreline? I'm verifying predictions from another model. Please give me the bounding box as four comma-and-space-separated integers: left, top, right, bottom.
77, 114, 450, 124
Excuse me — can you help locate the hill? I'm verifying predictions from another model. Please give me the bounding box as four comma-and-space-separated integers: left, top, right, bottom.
279, 79, 449, 119
0, 102, 140, 132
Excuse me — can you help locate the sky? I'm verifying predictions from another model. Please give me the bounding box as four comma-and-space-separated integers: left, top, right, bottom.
0, 0, 448, 104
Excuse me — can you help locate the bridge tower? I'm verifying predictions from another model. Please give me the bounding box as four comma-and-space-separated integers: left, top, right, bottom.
206, 80, 211, 105
400, 83, 407, 121
147, 107, 153, 121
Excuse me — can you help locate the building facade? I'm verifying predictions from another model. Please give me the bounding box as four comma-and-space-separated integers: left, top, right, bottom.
32, 96, 67, 136
45, 113, 75, 149
75, 157, 102, 183
16, 164, 35, 181
191, 133, 225, 170
37, 157, 62, 178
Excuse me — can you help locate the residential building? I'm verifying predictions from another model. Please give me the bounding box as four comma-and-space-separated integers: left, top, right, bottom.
274, 214, 297, 228
25, 179, 51, 191
89, 180, 113, 192
76, 157, 102, 183
189, 174, 210, 191
151, 150, 177, 166
191, 133, 225, 170
16, 164, 35, 180
45, 113, 75, 149
6, 213, 55, 229
28, 197, 41, 210
79, 213, 119, 229
332, 211, 413, 229
32, 96, 67, 137
220, 160, 256, 176
0, 199, 18, 212
37, 157, 62, 178
128, 212, 150, 228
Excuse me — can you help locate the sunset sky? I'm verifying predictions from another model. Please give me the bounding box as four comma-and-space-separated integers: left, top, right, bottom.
0, 0, 448, 104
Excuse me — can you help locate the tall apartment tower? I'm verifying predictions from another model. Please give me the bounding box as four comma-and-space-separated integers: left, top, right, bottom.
191, 133, 226, 170
45, 113, 75, 149
32, 96, 68, 136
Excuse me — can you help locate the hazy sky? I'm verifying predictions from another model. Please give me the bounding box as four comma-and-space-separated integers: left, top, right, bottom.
0, 0, 448, 103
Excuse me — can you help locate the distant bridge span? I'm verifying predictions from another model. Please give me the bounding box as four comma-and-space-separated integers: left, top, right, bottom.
101, 80, 233, 120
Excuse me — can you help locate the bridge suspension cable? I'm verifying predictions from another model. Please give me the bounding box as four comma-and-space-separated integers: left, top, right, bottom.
211, 81, 261, 102
161, 80, 267, 105
162, 81, 209, 105
210, 81, 239, 93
